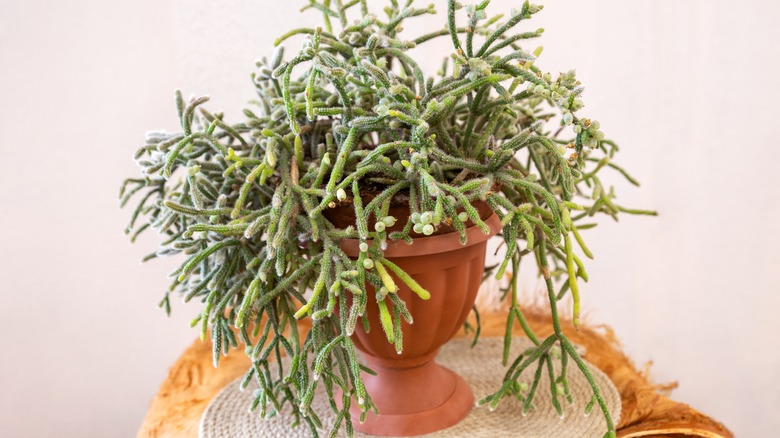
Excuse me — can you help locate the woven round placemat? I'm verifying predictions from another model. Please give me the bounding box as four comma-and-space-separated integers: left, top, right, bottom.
200, 337, 621, 437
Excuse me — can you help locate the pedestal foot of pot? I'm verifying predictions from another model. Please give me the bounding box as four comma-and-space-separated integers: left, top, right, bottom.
348, 361, 474, 436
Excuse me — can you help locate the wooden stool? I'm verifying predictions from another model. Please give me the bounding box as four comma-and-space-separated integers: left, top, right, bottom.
138, 309, 733, 438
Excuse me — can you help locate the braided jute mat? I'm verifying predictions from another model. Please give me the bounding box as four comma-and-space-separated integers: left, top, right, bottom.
199, 337, 621, 437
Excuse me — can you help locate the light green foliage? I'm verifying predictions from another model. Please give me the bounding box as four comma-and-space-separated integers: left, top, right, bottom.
120, 1, 653, 435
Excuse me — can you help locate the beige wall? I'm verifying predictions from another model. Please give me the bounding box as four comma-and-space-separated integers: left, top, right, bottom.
1, 1, 777, 436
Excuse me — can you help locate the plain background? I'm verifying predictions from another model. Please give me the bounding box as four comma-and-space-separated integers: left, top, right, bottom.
1, 1, 778, 436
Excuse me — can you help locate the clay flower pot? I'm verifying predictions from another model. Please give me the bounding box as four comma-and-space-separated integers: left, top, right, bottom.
336, 205, 501, 436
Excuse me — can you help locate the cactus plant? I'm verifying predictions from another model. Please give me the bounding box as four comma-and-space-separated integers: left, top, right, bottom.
119, 1, 654, 436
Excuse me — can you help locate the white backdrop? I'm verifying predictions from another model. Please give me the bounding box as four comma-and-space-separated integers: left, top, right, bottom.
1, 1, 778, 436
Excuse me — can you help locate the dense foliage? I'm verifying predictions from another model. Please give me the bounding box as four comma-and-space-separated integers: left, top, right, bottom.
120, 1, 652, 436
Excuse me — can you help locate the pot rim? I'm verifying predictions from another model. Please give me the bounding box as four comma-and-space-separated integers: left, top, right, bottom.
339, 212, 501, 258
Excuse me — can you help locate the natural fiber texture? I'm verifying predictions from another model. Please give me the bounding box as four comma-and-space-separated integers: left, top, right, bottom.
137, 309, 734, 438
199, 338, 620, 438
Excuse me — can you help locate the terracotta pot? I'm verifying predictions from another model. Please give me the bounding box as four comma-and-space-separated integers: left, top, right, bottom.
334, 204, 501, 436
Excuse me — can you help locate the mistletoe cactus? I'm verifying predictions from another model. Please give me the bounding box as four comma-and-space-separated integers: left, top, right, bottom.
120, 1, 653, 436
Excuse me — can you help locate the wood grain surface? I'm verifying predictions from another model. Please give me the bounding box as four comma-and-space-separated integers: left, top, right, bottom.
137, 308, 733, 438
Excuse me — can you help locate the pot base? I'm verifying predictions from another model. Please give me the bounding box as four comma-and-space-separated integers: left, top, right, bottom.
350, 357, 474, 436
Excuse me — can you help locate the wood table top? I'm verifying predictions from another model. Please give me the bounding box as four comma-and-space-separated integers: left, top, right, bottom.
138, 308, 732, 438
